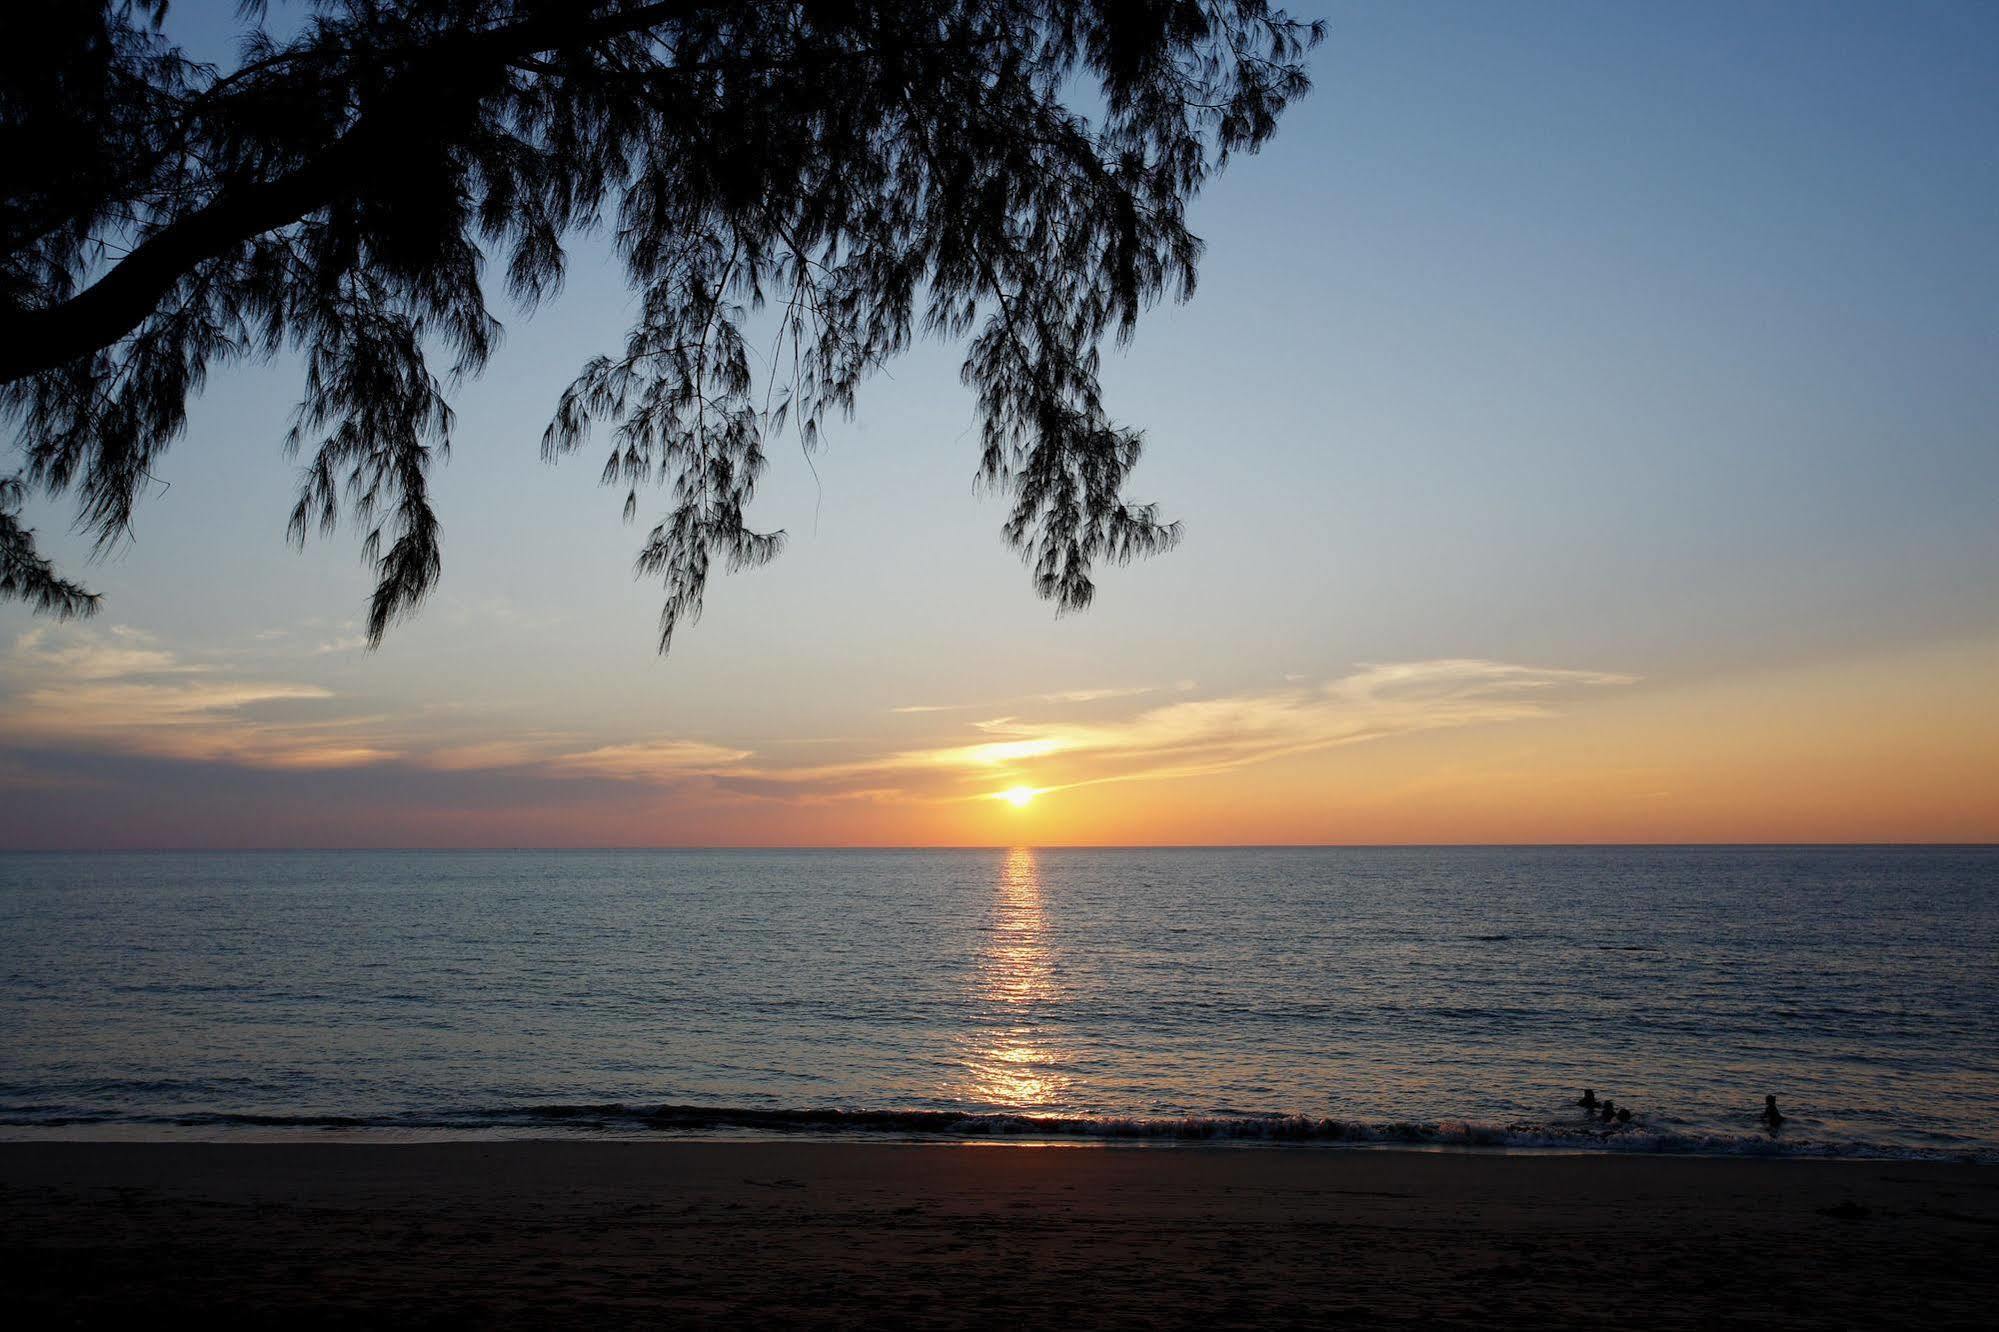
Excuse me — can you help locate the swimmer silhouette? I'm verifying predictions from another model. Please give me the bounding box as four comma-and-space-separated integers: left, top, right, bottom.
1760, 1095, 1785, 1128
1615, 1107, 1632, 1124
1599, 1099, 1617, 1123
1578, 1088, 1599, 1111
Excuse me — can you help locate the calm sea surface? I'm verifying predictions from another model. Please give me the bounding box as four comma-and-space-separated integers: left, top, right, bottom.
1, 847, 1993, 1157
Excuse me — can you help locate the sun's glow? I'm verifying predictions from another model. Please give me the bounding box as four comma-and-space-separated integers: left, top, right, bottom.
997, 785, 1037, 808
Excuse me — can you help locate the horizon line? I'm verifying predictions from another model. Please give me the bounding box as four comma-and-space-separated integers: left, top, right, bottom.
3, 841, 1995, 854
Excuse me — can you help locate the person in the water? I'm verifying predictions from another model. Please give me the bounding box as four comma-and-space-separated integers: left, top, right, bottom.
1599, 1099, 1617, 1123
1578, 1088, 1599, 1111
1615, 1106, 1632, 1124
1760, 1095, 1785, 1128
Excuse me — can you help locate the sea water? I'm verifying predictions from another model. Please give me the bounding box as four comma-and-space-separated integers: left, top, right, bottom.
1, 846, 1993, 1158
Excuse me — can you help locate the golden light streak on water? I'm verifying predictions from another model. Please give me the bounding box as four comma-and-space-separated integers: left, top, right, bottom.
959, 847, 1072, 1108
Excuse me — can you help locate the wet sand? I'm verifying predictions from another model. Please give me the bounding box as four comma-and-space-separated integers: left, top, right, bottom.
2, 1141, 1994, 1328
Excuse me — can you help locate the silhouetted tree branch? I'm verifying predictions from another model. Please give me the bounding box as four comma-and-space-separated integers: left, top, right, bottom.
0, 478, 101, 619
1, 0, 1321, 650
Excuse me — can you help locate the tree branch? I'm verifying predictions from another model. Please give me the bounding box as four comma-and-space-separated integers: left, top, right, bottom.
0, 0, 709, 386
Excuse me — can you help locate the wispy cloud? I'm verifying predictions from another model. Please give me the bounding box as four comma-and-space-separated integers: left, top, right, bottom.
891, 680, 1192, 714
965, 660, 1637, 796
547, 740, 754, 783
724, 660, 1632, 805
423, 738, 574, 772
1034, 684, 1161, 704
10, 624, 194, 680
2, 630, 1634, 815
1, 626, 393, 769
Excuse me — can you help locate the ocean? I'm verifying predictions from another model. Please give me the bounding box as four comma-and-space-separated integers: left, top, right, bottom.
1, 846, 1993, 1158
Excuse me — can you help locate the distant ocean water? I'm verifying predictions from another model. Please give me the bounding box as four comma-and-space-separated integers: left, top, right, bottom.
1, 846, 1994, 1159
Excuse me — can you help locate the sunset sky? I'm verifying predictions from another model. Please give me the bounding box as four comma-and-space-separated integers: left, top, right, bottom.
3, 0, 1995, 848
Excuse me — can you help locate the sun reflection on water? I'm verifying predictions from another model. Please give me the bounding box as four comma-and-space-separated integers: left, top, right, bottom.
983, 846, 1053, 1005
958, 847, 1072, 1110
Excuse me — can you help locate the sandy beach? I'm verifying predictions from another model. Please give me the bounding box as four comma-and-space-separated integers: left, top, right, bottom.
1, 1141, 1992, 1328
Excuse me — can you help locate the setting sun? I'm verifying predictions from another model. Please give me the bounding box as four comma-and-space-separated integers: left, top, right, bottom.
998, 786, 1038, 808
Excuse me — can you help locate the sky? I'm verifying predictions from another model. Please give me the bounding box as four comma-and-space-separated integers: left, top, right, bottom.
3, 1, 1996, 848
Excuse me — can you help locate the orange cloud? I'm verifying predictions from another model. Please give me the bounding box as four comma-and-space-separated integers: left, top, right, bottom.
546, 741, 755, 782
0, 627, 1636, 824
608, 659, 1635, 806
1, 626, 392, 770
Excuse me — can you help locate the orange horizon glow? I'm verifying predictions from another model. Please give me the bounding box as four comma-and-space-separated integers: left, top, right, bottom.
1, 628, 1995, 849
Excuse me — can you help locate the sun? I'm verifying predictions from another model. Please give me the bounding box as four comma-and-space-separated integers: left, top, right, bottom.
998, 785, 1037, 808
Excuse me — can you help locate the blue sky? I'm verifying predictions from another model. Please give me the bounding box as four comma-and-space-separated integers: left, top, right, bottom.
3, 2, 1995, 846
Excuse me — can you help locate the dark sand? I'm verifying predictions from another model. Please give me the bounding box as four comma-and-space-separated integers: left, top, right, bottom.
2, 1142, 1994, 1328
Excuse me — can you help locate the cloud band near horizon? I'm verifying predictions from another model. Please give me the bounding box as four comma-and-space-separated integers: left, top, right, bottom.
2, 625, 1632, 812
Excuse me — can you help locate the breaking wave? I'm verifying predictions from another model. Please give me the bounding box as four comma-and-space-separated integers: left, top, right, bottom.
2, 1102, 1987, 1161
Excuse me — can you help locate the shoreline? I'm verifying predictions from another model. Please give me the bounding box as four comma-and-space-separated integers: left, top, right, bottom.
5, 1141, 1994, 1327
1, 1125, 1987, 1164
4, 1103, 1985, 1162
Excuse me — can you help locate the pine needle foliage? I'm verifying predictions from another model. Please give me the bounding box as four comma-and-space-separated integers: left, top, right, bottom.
1, 1, 1321, 650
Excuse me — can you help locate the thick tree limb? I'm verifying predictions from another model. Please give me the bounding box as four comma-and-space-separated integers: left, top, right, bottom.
0, 0, 706, 385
